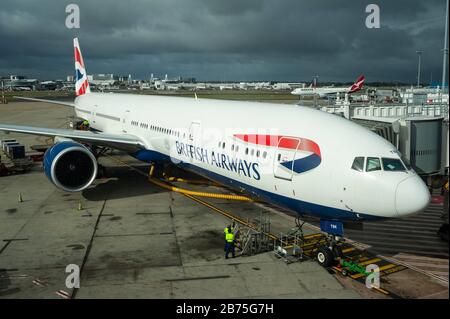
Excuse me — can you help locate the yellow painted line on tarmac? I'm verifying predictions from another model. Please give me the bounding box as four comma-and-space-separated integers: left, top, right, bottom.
372, 287, 390, 295
184, 193, 279, 240
359, 258, 382, 266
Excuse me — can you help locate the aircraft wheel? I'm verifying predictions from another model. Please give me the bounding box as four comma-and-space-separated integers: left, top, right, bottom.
316, 246, 334, 267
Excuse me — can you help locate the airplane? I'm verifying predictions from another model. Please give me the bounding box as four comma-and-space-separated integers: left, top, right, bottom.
291, 75, 366, 98
0, 39, 429, 267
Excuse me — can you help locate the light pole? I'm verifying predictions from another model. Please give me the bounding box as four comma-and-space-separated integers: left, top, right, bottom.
416, 50, 422, 88
312, 75, 319, 107
442, 0, 449, 92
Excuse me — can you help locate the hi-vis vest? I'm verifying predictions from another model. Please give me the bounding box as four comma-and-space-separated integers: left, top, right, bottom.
225, 232, 234, 243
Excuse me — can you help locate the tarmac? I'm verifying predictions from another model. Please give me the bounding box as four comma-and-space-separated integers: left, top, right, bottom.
0, 100, 448, 299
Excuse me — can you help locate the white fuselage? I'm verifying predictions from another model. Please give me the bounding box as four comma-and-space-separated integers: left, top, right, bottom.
291, 86, 352, 97
74, 93, 430, 221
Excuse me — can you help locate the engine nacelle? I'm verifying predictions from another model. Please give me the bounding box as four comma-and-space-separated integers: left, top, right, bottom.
44, 141, 98, 192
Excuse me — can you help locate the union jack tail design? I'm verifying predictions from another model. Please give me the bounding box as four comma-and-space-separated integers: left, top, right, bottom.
73, 38, 90, 96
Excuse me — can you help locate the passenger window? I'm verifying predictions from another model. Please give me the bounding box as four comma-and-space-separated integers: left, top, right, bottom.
351, 157, 364, 172
382, 158, 406, 171
366, 157, 381, 172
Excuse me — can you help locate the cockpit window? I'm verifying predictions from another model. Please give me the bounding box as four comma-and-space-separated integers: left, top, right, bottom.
351, 157, 365, 172
382, 158, 406, 171
400, 155, 412, 170
366, 157, 381, 172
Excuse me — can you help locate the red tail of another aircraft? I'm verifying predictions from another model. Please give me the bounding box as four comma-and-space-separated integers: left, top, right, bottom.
349, 75, 365, 93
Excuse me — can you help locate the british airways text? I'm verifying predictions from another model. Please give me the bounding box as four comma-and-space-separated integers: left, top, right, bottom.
175, 141, 261, 180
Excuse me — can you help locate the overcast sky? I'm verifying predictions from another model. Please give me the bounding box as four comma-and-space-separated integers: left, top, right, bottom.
0, 0, 448, 83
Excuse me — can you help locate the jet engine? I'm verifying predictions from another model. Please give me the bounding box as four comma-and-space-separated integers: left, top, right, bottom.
43, 141, 97, 192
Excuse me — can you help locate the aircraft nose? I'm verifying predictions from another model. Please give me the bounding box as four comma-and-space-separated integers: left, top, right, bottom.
395, 176, 430, 217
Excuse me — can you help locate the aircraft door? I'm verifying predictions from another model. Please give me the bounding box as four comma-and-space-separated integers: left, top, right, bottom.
91, 104, 98, 125
273, 137, 300, 181
189, 121, 201, 144
122, 110, 130, 133
188, 121, 202, 164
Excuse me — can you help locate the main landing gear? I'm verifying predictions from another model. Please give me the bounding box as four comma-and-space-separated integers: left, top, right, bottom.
315, 220, 345, 268
85, 145, 110, 178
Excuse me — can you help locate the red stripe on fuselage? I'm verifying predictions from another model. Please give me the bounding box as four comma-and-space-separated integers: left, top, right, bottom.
233, 134, 321, 157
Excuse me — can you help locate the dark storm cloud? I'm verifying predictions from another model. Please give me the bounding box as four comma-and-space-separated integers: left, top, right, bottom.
0, 0, 447, 82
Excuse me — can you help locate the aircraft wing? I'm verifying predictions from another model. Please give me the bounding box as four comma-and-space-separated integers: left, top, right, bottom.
0, 123, 145, 152
14, 96, 75, 108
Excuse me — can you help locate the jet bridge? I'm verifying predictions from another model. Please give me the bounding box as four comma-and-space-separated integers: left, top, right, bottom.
352, 116, 444, 176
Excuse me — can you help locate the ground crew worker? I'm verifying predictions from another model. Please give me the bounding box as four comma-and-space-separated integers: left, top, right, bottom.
223, 221, 236, 253
225, 230, 235, 259
224, 221, 235, 234
224, 224, 232, 251
79, 119, 89, 130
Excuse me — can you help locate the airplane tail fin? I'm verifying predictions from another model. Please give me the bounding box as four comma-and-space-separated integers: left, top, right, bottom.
73, 38, 91, 96
349, 75, 365, 93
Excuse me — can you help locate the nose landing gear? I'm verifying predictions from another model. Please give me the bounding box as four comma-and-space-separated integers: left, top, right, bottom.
315, 220, 345, 268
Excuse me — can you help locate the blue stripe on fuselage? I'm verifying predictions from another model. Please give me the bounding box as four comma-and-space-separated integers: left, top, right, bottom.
130, 149, 383, 222
281, 153, 321, 174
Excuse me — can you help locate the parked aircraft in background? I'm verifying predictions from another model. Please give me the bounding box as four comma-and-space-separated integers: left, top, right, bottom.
291, 75, 365, 97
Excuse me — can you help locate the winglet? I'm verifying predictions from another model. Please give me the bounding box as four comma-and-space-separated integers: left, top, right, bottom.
74, 38, 91, 96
